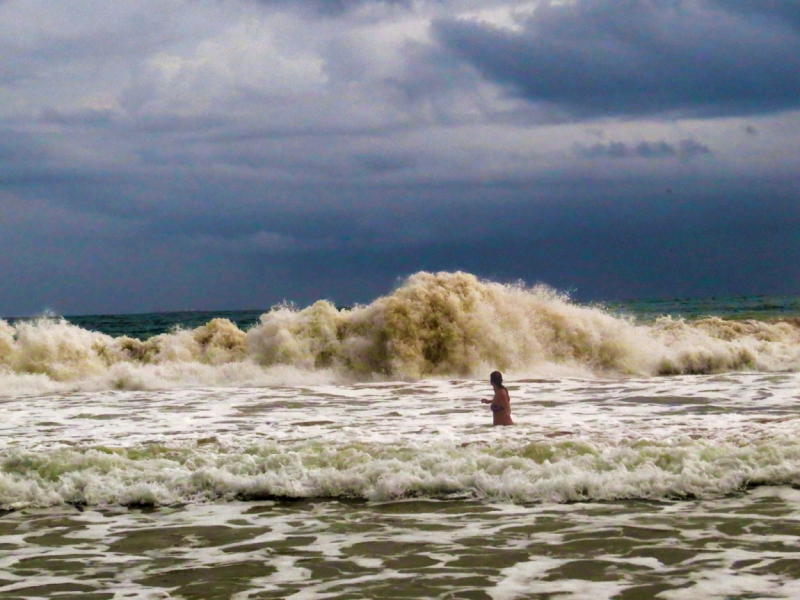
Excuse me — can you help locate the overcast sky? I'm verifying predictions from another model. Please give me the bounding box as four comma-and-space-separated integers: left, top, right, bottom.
1, 0, 798, 316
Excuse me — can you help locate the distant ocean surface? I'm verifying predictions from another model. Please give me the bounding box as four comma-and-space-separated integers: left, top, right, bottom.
2, 272, 800, 599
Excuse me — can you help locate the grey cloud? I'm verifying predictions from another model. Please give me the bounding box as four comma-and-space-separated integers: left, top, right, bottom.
39, 107, 116, 127
354, 153, 416, 174
676, 139, 712, 158
394, 45, 471, 103
0, 62, 31, 86
433, 0, 800, 118
0, 130, 49, 163
131, 114, 231, 135
575, 139, 712, 160
1, 11, 189, 80
709, 0, 800, 30
252, 0, 412, 17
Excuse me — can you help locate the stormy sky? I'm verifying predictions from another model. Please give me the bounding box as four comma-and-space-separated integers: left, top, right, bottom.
1, 0, 798, 316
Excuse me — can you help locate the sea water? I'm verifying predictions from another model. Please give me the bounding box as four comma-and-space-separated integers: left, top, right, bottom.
1, 271, 799, 599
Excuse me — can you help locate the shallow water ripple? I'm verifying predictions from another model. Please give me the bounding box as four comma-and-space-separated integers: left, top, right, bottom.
3, 487, 800, 599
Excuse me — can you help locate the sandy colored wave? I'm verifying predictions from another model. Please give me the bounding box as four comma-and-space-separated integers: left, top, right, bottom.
1, 271, 798, 393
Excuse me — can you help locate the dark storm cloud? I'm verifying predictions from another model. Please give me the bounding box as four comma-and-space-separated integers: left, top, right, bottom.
2, 151, 798, 315
575, 138, 711, 160
238, 178, 800, 305
432, 0, 800, 117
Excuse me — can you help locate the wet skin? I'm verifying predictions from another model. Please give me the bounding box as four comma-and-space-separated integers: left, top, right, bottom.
481, 383, 513, 426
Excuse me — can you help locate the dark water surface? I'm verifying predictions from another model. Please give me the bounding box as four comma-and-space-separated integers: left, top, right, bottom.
3, 491, 800, 599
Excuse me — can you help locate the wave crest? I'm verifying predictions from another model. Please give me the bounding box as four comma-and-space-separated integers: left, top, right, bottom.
1, 271, 798, 392
3, 435, 800, 509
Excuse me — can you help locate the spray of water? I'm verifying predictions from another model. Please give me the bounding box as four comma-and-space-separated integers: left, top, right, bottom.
1, 271, 797, 393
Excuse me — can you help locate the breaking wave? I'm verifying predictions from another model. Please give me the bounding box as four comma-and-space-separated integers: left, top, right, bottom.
3, 435, 800, 509
1, 271, 798, 394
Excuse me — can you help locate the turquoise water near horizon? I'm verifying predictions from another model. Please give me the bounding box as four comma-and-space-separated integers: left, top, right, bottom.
608, 294, 800, 323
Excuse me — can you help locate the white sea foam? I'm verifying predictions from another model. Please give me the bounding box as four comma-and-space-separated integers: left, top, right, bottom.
2, 373, 799, 509
0, 272, 798, 395
5, 487, 800, 600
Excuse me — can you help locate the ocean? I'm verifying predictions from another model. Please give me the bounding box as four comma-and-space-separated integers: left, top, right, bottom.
1, 271, 799, 599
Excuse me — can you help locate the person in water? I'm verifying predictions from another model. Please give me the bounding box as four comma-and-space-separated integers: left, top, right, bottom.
481, 371, 513, 426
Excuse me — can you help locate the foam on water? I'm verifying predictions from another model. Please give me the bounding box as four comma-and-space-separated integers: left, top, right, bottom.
4, 489, 800, 599
1, 272, 798, 395
2, 373, 799, 509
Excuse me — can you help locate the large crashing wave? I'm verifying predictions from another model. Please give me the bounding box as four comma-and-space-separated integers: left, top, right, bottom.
1, 271, 798, 393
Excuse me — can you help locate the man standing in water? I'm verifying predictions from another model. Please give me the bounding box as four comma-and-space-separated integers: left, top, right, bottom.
481, 371, 513, 426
